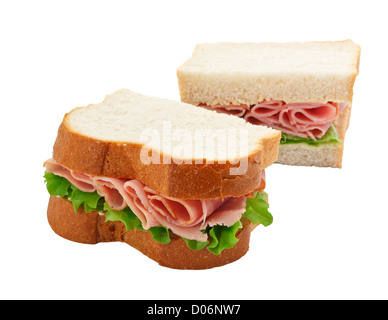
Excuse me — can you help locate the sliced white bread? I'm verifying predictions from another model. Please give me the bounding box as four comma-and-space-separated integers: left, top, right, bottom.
177, 40, 360, 105
53, 89, 281, 199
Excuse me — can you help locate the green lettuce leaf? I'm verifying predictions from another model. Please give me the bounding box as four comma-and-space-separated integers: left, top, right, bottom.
70, 186, 103, 213
147, 226, 171, 245
44, 172, 103, 213
207, 221, 243, 255
182, 238, 209, 251
104, 202, 140, 230
44, 172, 71, 197
243, 191, 273, 227
104, 203, 171, 244
280, 125, 340, 146
85, 198, 105, 213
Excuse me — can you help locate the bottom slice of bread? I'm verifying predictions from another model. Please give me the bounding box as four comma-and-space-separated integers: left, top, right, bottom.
277, 142, 344, 168
47, 196, 254, 269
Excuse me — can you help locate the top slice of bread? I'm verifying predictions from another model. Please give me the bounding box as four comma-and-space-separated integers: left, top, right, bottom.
52, 89, 280, 199
177, 40, 361, 105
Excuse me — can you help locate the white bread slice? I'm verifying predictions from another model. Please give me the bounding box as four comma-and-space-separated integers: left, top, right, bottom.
53, 89, 281, 199
67, 89, 277, 162
177, 40, 360, 105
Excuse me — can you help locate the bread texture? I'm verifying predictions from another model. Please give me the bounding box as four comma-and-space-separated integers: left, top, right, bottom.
177, 40, 361, 105
52, 89, 280, 199
47, 196, 255, 269
276, 106, 351, 168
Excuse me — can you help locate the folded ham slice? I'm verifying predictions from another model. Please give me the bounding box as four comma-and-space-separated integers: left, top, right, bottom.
245, 101, 343, 139
44, 159, 263, 241
44, 159, 96, 193
199, 101, 346, 140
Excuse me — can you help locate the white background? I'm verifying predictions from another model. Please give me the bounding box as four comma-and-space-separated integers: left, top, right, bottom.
1, 0, 387, 300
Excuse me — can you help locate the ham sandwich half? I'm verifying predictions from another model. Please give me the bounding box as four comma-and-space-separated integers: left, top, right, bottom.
177, 40, 361, 168
43, 89, 281, 269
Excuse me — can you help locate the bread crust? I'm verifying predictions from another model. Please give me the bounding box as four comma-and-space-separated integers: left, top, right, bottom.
53, 118, 280, 199
47, 196, 254, 269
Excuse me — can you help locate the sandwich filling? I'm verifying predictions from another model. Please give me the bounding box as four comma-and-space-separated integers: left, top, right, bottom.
200, 101, 347, 144
44, 159, 273, 255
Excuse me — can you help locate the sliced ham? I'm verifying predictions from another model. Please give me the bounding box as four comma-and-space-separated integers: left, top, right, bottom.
44, 159, 96, 193
244, 101, 342, 140
199, 103, 249, 117
44, 159, 263, 241
338, 102, 347, 113
122, 181, 163, 230
199, 100, 346, 140
206, 196, 247, 227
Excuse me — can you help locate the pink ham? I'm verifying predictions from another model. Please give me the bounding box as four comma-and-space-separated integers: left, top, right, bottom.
199, 103, 249, 117
44, 159, 96, 192
199, 100, 345, 140
44, 159, 255, 241
243, 100, 285, 129
93, 177, 127, 211
244, 101, 342, 139
206, 196, 247, 227
122, 181, 161, 230
147, 191, 227, 241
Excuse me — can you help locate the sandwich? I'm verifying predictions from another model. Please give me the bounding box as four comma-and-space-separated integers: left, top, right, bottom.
177, 40, 361, 168
43, 89, 281, 269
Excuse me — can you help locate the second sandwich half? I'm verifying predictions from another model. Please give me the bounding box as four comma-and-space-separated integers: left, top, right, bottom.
177, 40, 361, 168
43, 89, 281, 269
